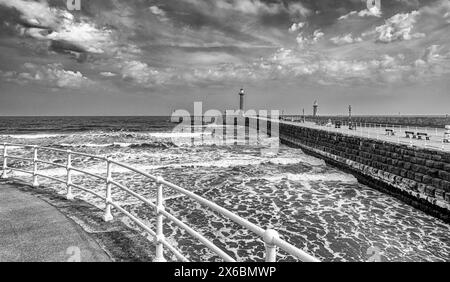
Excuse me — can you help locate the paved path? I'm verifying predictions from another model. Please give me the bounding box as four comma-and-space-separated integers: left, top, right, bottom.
0, 184, 111, 262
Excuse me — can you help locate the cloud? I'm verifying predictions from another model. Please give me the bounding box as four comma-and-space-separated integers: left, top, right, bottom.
149, 5, 169, 22
1, 0, 449, 91
46, 12, 113, 54
288, 22, 305, 33
294, 29, 324, 48
100, 72, 117, 77
312, 30, 324, 42
0, 0, 56, 28
338, 7, 382, 20
330, 34, 363, 45
1, 62, 91, 88
181, 0, 310, 17
46, 65, 89, 88
0, 1, 114, 56
120, 60, 171, 87
149, 5, 166, 16
375, 11, 425, 43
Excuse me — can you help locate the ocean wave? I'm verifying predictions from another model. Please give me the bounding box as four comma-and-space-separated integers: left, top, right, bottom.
56, 141, 174, 149
3, 133, 65, 139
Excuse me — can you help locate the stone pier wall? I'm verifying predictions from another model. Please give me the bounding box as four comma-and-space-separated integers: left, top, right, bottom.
249, 118, 450, 222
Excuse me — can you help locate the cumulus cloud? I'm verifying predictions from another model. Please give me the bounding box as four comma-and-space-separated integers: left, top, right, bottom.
288, 22, 305, 33
1, 63, 91, 88
121, 60, 170, 87
295, 29, 324, 48
149, 5, 166, 16
149, 5, 169, 22
46, 12, 113, 54
100, 72, 117, 77
182, 0, 310, 16
330, 34, 363, 45
375, 11, 425, 43
0, 0, 56, 28
312, 30, 324, 42
338, 7, 382, 20
0, 1, 114, 55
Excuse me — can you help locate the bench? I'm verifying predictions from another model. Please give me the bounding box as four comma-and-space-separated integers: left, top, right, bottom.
385, 129, 395, 136
405, 131, 415, 138
417, 132, 430, 141
335, 121, 341, 129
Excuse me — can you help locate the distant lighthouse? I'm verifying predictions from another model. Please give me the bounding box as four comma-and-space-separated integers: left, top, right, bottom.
313, 100, 318, 117
239, 88, 245, 111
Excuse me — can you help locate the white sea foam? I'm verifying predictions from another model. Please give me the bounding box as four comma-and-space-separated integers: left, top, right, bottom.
4, 133, 64, 139
149, 132, 209, 138
260, 172, 357, 183
10, 155, 327, 178
60, 143, 112, 148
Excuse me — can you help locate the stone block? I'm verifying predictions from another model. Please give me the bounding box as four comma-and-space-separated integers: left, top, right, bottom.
432, 178, 442, 188
438, 170, 450, 182
418, 183, 427, 193
435, 189, 445, 200
425, 186, 436, 197
440, 180, 450, 193
422, 175, 433, 184
414, 173, 424, 182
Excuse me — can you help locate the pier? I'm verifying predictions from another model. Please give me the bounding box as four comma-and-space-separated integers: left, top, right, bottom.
248, 117, 450, 222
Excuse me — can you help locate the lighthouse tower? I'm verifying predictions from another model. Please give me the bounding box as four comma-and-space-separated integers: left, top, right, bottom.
313, 100, 318, 117
239, 88, 245, 112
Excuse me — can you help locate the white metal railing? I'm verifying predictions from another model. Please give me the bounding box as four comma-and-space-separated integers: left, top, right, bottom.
0, 143, 319, 262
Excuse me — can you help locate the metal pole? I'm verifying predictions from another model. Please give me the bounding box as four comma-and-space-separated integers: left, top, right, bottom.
2, 143, 8, 179
66, 151, 74, 200
103, 159, 113, 222
154, 176, 167, 262
264, 229, 279, 262
32, 146, 39, 187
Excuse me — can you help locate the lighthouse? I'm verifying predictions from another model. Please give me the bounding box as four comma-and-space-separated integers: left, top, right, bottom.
239, 88, 245, 112
313, 100, 318, 117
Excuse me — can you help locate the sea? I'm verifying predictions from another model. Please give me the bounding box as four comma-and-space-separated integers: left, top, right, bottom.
0, 116, 449, 262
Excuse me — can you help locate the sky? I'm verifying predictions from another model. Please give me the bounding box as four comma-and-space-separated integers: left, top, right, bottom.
0, 0, 449, 116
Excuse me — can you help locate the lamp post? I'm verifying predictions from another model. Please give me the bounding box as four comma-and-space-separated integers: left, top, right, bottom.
239, 88, 245, 112
348, 105, 353, 130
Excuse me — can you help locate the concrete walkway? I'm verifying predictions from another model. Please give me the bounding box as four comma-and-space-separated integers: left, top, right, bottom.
0, 184, 111, 262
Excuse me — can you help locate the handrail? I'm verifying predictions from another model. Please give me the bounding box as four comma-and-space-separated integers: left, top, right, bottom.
0, 142, 320, 262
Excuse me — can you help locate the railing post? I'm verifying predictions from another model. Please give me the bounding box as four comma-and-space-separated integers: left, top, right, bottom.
1, 143, 8, 179
153, 176, 166, 262
103, 159, 113, 222
32, 146, 39, 187
66, 151, 74, 200
263, 229, 279, 262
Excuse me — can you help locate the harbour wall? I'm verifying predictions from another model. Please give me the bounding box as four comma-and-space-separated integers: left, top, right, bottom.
247, 118, 450, 223
282, 115, 450, 128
